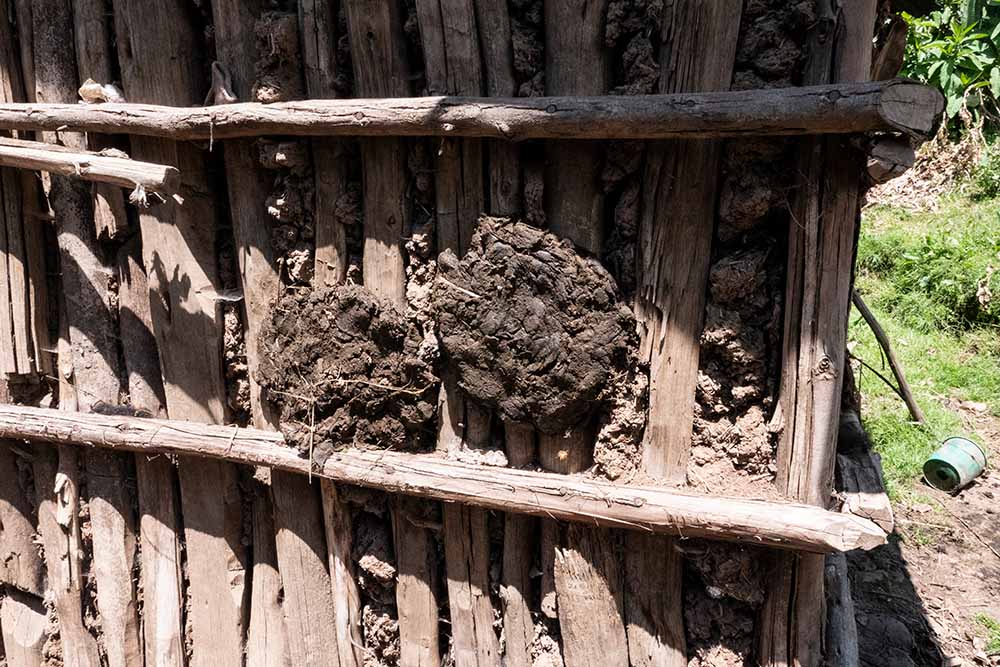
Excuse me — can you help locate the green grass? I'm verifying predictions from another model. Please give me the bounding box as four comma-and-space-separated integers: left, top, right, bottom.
860, 196, 1000, 331
853, 194, 1000, 501
975, 613, 1000, 654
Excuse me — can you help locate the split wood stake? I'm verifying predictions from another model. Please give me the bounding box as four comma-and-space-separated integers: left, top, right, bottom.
851, 290, 926, 424
0, 137, 179, 193
0, 404, 888, 553
0, 80, 943, 142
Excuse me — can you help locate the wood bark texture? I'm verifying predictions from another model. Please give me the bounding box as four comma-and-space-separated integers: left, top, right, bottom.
0, 81, 944, 141
0, 405, 888, 553
0, 137, 179, 192
0, 588, 47, 667
765, 2, 879, 665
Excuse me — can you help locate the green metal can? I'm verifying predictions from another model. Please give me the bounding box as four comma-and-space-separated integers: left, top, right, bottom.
923, 436, 988, 493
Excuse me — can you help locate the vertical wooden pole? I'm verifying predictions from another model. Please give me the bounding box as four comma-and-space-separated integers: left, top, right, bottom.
499, 422, 536, 667
299, 5, 368, 665
113, 3, 248, 665
762, 2, 876, 665
30, 4, 145, 667
415, 1, 501, 663
302, 0, 349, 288
34, 443, 102, 666
118, 232, 187, 667
0, 0, 45, 378
628, 4, 742, 665
536, 3, 628, 663
72, 0, 129, 241
0, 444, 45, 596
0, 588, 47, 667
345, 1, 441, 664
213, 2, 341, 665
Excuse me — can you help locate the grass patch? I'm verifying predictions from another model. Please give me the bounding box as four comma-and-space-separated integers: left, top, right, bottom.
974, 613, 1000, 654
860, 196, 1000, 331
852, 196, 1000, 501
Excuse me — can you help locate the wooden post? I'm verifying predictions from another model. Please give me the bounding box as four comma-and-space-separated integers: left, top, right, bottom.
33, 443, 101, 666
0, 0, 44, 378
762, 2, 878, 665
113, 2, 248, 665
298, 4, 366, 665
629, 4, 742, 665
0, 588, 47, 667
0, 444, 45, 596
302, 0, 349, 288
30, 5, 144, 667
415, 2, 502, 663
500, 422, 536, 667
535, 4, 630, 663
117, 232, 187, 667
213, 3, 341, 665
72, 0, 130, 241
345, 1, 441, 663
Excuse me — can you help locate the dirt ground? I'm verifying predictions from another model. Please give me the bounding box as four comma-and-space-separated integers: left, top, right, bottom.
851, 404, 1000, 667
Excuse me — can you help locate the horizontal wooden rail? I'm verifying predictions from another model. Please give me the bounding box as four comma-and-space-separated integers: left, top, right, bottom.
0, 405, 886, 553
0, 80, 942, 142
0, 137, 179, 193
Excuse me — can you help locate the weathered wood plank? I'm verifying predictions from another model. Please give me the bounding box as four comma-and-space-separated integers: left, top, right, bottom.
500, 422, 535, 667
213, 3, 335, 664
630, 4, 742, 664
0, 81, 945, 141
543, 0, 607, 255
30, 7, 144, 667
33, 444, 101, 666
472, 0, 520, 215
0, 588, 47, 667
117, 229, 186, 667
72, 0, 130, 240
764, 2, 878, 665
270, 470, 340, 665
624, 533, 685, 666
345, 2, 440, 663
539, 4, 627, 662
392, 496, 442, 667
0, 0, 34, 376
553, 523, 627, 667
301, 0, 349, 287
0, 444, 44, 595
0, 404, 890, 553
246, 472, 290, 667
113, 2, 248, 664
416, 3, 499, 663
321, 479, 364, 667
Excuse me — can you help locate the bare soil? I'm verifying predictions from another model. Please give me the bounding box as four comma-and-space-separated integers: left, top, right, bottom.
852, 403, 1000, 667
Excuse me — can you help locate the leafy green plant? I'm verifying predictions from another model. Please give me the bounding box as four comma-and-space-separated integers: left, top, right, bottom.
902, 8, 1000, 120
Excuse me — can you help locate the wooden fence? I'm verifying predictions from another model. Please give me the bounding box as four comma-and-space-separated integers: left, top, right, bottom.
0, 1, 938, 666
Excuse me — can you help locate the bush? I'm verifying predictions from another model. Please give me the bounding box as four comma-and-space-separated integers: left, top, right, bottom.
901, 2, 1000, 126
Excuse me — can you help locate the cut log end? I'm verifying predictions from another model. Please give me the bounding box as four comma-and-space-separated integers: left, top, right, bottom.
879, 81, 945, 138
